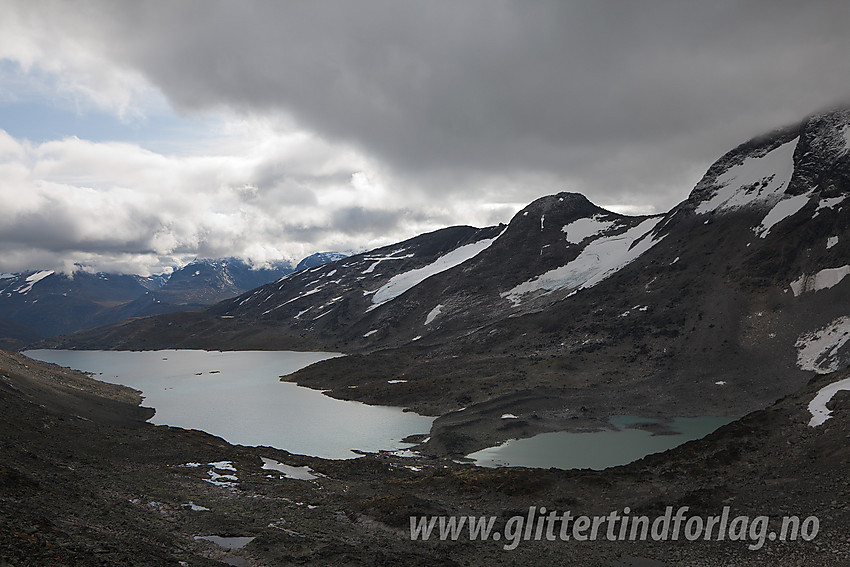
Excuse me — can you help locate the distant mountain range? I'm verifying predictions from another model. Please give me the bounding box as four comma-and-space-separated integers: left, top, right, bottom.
0, 254, 347, 349
43, 107, 850, 455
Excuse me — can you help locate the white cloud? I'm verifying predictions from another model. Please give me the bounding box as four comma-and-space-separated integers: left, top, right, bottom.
0, 2, 159, 120
0, 122, 457, 274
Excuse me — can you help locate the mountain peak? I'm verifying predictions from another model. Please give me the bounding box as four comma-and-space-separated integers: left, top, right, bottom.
508, 191, 615, 230
295, 252, 349, 272
520, 191, 600, 216
684, 107, 850, 216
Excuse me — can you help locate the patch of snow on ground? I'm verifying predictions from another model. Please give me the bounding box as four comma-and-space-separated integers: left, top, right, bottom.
293, 307, 313, 319
363, 329, 378, 337
562, 216, 615, 244
817, 196, 847, 211
502, 217, 664, 304
790, 266, 850, 296
15, 270, 54, 294
261, 457, 318, 480
361, 253, 414, 274
828, 236, 839, 249
312, 309, 331, 320
205, 470, 238, 487
501, 413, 518, 419
715, 381, 727, 386
387, 379, 407, 384
424, 304, 443, 325
807, 377, 850, 427
183, 502, 210, 511
371, 232, 504, 306
755, 192, 812, 238
695, 137, 798, 214
796, 316, 850, 373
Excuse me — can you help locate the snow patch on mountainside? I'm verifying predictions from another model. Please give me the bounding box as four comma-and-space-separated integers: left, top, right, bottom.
796, 316, 850, 373
362, 253, 414, 274
424, 304, 443, 326
817, 196, 847, 211
502, 217, 664, 305
790, 266, 850, 296
370, 232, 503, 307
807, 376, 850, 427
695, 137, 798, 214
14, 270, 54, 294
562, 216, 615, 244
828, 236, 840, 249
755, 192, 812, 238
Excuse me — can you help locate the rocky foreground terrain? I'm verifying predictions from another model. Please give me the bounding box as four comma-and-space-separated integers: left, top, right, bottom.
3, 349, 850, 566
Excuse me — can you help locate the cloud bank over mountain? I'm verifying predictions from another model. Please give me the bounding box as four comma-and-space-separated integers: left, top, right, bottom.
1, 0, 849, 273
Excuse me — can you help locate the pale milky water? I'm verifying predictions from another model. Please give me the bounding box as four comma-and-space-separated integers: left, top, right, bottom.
25, 349, 433, 459
466, 415, 733, 470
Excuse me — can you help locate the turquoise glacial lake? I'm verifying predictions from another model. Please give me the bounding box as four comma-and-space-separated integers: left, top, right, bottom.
25, 349, 433, 459
466, 415, 733, 470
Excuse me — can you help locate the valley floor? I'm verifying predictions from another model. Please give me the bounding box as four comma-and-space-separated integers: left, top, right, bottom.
1, 350, 849, 566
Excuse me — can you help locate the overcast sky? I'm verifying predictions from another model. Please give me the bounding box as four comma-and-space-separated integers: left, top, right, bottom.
1, 1, 849, 275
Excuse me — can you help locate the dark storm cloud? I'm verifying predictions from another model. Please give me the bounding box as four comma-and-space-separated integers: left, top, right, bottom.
70, 0, 850, 207
330, 207, 407, 235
